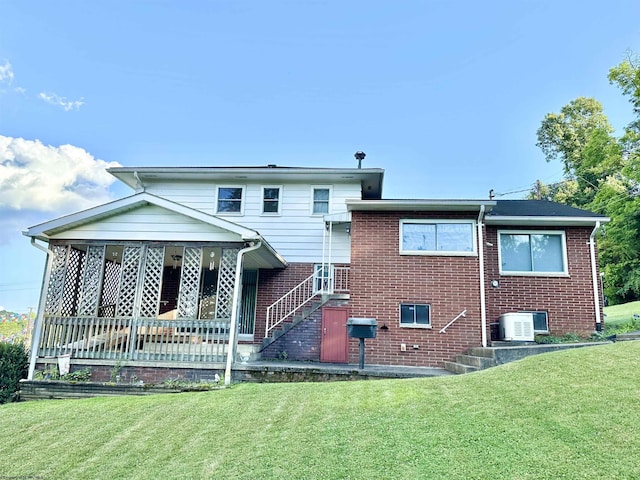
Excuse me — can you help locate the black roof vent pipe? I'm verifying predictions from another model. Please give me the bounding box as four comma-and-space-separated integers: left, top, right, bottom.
355, 151, 366, 169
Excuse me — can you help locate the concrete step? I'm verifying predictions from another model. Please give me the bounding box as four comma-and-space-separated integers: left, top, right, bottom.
467, 347, 497, 359
616, 332, 640, 341
443, 361, 479, 375
455, 354, 496, 369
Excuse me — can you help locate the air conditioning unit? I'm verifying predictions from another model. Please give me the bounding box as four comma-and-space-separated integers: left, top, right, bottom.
498, 312, 534, 341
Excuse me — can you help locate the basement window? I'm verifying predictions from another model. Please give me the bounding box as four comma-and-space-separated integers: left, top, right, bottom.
400, 303, 431, 328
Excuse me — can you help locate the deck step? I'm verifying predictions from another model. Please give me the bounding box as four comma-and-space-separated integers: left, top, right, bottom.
443, 361, 479, 374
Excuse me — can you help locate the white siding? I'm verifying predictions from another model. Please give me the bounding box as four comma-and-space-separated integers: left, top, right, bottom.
142, 180, 358, 262
50, 205, 242, 242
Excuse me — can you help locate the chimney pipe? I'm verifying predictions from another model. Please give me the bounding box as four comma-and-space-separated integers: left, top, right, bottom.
355, 151, 366, 169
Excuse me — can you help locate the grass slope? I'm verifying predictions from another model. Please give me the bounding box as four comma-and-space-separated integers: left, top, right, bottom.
2, 342, 639, 479
604, 300, 640, 324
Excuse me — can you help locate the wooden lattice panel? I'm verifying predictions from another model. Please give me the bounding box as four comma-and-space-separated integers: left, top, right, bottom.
215, 248, 239, 320
60, 247, 84, 317
139, 246, 164, 318
77, 245, 106, 316
98, 259, 121, 317
115, 246, 142, 317
44, 245, 68, 315
177, 246, 202, 319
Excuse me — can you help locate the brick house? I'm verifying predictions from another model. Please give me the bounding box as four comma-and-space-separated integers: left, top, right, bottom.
24, 164, 608, 382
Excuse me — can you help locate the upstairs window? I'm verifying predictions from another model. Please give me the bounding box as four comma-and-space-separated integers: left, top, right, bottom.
400, 220, 476, 256
216, 187, 244, 214
312, 188, 330, 214
262, 186, 281, 214
499, 231, 567, 275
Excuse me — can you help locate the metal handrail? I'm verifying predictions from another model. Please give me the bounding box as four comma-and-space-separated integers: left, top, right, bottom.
265, 266, 350, 338
439, 309, 467, 334
265, 273, 317, 338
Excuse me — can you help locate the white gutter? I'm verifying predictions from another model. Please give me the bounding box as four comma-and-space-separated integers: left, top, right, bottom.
224, 241, 262, 385
589, 221, 603, 330
477, 205, 488, 347
27, 238, 53, 380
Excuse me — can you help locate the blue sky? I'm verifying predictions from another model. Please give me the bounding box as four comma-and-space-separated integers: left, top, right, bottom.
1, 1, 639, 313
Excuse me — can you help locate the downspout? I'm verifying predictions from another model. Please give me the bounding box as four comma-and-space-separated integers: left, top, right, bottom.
224, 240, 262, 385
477, 206, 488, 347
27, 238, 53, 380
590, 221, 602, 331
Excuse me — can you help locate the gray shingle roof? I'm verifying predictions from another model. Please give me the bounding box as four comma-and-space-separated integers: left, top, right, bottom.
488, 200, 605, 218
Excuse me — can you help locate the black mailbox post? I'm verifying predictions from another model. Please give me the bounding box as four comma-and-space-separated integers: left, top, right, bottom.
346, 318, 377, 369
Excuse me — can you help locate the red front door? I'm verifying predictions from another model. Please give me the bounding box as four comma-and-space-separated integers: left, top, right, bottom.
321, 307, 349, 363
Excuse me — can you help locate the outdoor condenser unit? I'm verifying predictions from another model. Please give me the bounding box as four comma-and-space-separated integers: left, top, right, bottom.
498, 312, 534, 341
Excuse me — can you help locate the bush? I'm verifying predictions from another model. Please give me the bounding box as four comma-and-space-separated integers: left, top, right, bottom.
0, 342, 29, 404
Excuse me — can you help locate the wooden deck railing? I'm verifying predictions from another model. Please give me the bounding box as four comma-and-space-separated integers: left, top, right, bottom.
38, 316, 230, 363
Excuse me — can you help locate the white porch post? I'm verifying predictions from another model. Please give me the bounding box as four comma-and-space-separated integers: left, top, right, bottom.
27, 239, 53, 380
224, 241, 262, 385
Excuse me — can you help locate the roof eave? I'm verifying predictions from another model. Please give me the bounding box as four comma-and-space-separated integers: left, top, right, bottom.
485, 215, 610, 226
346, 199, 497, 212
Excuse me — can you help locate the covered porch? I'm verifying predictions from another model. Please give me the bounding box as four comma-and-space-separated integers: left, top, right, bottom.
24, 193, 287, 381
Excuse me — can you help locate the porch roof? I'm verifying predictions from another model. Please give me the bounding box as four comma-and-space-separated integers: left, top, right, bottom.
23, 192, 287, 269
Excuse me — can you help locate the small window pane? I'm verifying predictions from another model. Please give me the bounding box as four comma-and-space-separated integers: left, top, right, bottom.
531, 311, 548, 332
313, 189, 329, 214
217, 187, 242, 213
415, 305, 430, 324
400, 304, 415, 324
531, 235, 563, 272
402, 224, 436, 251
500, 234, 532, 272
437, 223, 473, 252
263, 188, 280, 213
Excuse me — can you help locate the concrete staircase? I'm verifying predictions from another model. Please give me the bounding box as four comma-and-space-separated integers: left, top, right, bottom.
444, 341, 611, 374
443, 347, 497, 374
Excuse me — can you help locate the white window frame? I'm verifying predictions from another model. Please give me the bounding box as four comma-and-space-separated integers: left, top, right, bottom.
261, 185, 282, 215
399, 219, 477, 256
215, 185, 245, 215
399, 303, 432, 328
498, 230, 568, 277
521, 310, 549, 333
311, 186, 332, 215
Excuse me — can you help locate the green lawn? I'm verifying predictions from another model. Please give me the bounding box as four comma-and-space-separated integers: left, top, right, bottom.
1, 342, 639, 479
604, 300, 640, 325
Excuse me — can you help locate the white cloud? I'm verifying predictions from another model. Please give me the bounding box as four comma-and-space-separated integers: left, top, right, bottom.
0, 60, 14, 84
38, 92, 85, 111
0, 135, 121, 213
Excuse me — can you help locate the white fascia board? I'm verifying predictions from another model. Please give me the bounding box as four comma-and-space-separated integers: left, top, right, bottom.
485, 215, 610, 227
24, 192, 260, 241
346, 199, 496, 212
108, 166, 384, 188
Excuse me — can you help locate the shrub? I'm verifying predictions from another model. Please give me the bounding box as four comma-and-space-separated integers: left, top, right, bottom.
0, 342, 29, 404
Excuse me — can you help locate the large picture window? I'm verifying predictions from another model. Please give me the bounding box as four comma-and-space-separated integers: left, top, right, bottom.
400, 220, 476, 255
499, 231, 567, 275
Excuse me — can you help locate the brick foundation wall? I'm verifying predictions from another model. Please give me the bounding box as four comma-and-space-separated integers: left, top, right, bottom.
60, 363, 223, 384
484, 226, 600, 337
349, 211, 483, 367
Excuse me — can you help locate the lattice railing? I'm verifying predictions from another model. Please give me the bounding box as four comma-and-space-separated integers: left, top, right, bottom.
38, 316, 229, 363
